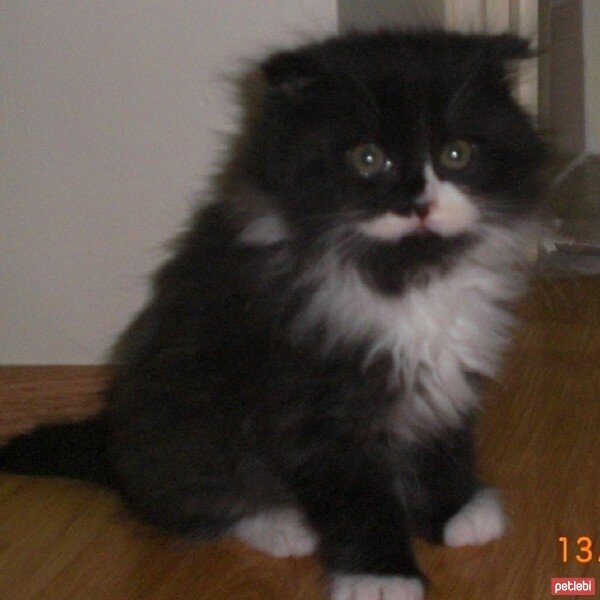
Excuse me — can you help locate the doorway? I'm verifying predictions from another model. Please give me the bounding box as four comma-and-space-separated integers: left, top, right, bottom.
538, 0, 600, 271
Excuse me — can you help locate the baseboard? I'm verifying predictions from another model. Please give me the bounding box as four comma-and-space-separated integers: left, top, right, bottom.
0, 365, 110, 443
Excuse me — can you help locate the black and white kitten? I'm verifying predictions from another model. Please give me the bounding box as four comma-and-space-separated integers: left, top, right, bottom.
0, 30, 546, 599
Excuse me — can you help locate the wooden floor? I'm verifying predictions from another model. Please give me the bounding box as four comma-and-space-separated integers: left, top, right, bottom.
0, 275, 598, 600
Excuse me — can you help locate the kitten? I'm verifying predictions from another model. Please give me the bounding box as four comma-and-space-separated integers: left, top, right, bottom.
0, 30, 546, 599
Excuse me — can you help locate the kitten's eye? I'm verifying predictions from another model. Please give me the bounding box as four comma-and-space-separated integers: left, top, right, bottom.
347, 143, 391, 178
439, 140, 474, 171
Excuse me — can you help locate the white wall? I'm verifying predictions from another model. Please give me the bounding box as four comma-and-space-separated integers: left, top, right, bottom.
0, 1, 337, 364
338, 0, 444, 32
583, 0, 600, 153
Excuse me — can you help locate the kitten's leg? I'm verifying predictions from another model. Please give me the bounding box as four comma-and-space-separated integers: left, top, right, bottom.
229, 506, 318, 557
280, 438, 425, 599
404, 424, 506, 547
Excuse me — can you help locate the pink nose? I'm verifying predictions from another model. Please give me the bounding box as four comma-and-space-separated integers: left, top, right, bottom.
414, 201, 431, 219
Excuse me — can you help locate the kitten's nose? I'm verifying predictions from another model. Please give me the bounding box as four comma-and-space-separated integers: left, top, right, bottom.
389, 198, 432, 218
413, 201, 430, 219
413, 197, 434, 219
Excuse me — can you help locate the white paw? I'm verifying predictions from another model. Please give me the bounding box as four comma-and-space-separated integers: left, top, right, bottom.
229, 507, 318, 558
331, 574, 424, 600
443, 488, 506, 547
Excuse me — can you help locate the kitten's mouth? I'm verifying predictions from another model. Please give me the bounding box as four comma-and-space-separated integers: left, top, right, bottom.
357, 195, 479, 242
357, 167, 480, 242
357, 211, 436, 242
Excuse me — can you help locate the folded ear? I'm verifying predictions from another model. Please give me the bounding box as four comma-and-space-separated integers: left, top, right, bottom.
260, 50, 322, 95
487, 34, 533, 62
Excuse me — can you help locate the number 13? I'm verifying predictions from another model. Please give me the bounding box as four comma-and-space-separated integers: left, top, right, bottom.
558, 536, 596, 563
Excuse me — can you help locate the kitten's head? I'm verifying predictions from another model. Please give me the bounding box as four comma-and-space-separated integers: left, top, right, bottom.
239, 31, 546, 269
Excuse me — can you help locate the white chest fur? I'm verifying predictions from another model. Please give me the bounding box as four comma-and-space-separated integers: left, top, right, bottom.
292, 231, 527, 439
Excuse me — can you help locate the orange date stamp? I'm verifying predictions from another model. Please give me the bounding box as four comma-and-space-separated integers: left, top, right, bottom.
558, 536, 600, 564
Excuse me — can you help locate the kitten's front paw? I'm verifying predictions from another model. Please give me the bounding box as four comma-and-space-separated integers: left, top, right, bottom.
229, 507, 318, 558
331, 574, 424, 600
443, 488, 506, 547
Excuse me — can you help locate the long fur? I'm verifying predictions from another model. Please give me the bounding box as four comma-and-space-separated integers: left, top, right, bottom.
1, 29, 546, 598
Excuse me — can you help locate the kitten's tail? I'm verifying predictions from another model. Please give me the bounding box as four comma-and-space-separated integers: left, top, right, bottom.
0, 418, 113, 486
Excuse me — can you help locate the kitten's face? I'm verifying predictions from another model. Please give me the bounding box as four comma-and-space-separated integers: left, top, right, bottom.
243, 32, 545, 260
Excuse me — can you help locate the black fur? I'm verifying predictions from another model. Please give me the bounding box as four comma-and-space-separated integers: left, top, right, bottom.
0, 419, 112, 485
1, 30, 547, 593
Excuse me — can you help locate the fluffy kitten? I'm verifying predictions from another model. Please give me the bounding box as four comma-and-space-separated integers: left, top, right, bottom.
0, 30, 546, 599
